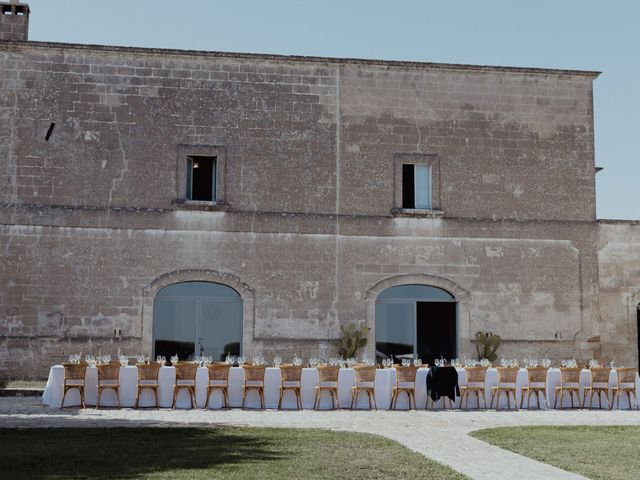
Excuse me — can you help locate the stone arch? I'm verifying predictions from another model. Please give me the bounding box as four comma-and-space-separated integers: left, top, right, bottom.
365, 273, 470, 301
140, 269, 256, 355
363, 273, 471, 358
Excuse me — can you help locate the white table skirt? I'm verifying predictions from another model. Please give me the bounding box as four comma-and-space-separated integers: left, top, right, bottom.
42, 365, 640, 409
42, 366, 393, 409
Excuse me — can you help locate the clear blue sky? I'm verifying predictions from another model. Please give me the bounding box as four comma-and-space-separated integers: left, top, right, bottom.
26, 0, 640, 219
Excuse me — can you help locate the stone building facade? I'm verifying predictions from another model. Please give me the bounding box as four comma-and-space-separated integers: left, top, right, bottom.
1, 2, 638, 378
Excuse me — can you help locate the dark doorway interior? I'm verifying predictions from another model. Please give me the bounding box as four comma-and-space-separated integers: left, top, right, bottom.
416, 301, 456, 365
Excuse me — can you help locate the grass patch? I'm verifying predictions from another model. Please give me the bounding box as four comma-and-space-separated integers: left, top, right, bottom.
0, 427, 467, 479
471, 425, 640, 480
0, 380, 46, 389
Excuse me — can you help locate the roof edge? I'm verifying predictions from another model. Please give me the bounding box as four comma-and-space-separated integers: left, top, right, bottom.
598, 219, 640, 225
0, 39, 602, 78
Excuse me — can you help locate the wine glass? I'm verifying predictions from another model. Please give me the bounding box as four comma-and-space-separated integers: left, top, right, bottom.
293, 355, 303, 367
413, 358, 422, 367
273, 355, 282, 367
236, 356, 244, 366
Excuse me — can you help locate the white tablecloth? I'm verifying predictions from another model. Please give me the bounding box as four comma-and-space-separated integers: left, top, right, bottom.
42, 366, 393, 409
42, 365, 640, 409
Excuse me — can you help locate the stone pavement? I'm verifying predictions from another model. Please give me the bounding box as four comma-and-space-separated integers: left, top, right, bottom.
2, 397, 639, 479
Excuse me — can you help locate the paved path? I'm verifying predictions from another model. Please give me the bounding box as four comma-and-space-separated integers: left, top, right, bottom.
2, 398, 639, 479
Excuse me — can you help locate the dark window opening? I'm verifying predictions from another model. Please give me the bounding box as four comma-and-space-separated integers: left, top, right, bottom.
402, 163, 431, 209
186, 156, 216, 202
402, 164, 415, 209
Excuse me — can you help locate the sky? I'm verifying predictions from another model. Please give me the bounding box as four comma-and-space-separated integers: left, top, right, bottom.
25, 0, 640, 220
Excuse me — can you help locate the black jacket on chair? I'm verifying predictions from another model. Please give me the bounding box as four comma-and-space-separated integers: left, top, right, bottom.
426, 366, 460, 402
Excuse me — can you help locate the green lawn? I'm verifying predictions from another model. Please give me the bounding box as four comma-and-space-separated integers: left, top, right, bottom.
0, 379, 46, 389
0, 427, 467, 480
471, 425, 640, 480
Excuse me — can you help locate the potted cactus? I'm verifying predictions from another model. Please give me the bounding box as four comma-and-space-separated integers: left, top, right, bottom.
335, 323, 370, 359
475, 331, 501, 362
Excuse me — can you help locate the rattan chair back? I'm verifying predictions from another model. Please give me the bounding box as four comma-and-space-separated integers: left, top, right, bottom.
207, 363, 231, 381
136, 363, 160, 381
175, 362, 198, 381
560, 367, 581, 384
63, 363, 87, 381
243, 365, 266, 382
617, 367, 638, 384
395, 365, 418, 383
280, 364, 303, 382
497, 367, 519, 384
526, 366, 548, 383
465, 366, 488, 383
590, 367, 611, 384
97, 363, 120, 381
317, 365, 340, 382
354, 365, 376, 383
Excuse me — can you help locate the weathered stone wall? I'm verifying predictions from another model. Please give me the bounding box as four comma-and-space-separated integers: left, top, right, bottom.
597, 221, 640, 367
0, 42, 597, 220
0, 41, 603, 378
0, 213, 600, 378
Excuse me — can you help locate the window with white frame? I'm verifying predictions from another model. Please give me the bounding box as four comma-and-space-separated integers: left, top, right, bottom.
402, 164, 432, 209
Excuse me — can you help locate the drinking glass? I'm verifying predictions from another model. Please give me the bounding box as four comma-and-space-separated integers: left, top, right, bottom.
237, 356, 244, 366
413, 358, 422, 367
293, 355, 303, 367
273, 355, 282, 367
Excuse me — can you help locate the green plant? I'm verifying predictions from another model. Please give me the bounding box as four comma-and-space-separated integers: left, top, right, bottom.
336, 323, 370, 359
475, 331, 501, 361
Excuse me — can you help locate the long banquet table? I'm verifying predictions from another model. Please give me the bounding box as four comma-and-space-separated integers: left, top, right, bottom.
42, 365, 640, 410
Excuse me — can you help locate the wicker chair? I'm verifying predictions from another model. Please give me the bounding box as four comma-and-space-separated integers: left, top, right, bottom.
612, 367, 639, 410
490, 367, 519, 410
172, 362, 198, 409
350, 365, 377, 410
460, 366, 488, 409
61, 363, 88, 408
205, 363, 231, 409
96, 363, 120, 409
520, 366, 548, 409
391, 365, 418, 410
135, 362, 161, 409
554, 367, 582, 409
582, 367, 612, 409
314, 365, 340, 410
279, 364, 303, 410
242, 365, 266, 409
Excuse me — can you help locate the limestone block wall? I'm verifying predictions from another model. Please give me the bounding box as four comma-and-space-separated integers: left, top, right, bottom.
0, 213, 599, 378
0, 41, 604, 378
0, 42, 597, 221
597, 221, 640, 367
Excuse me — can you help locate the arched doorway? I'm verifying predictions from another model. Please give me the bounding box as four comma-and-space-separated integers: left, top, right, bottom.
375, 284, 457, 365
153, 281, 242, 361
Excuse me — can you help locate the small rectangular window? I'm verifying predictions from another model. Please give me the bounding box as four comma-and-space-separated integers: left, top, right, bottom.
402, 164, 431, 209
186, 156, 216, 201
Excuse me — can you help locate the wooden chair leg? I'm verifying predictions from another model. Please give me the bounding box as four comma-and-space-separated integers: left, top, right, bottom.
350, 388, 356, 410
96, 388, 101, 410
314, 389, 320, 410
